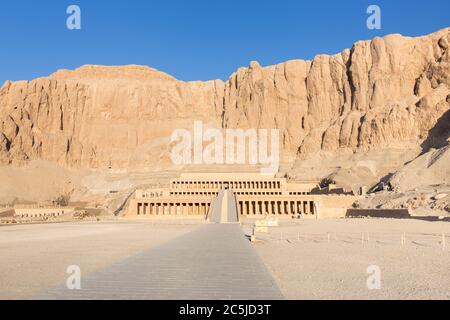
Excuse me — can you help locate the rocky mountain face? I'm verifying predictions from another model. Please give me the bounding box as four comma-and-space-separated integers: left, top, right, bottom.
1, 28, 449, 171
223, 28, 450, 160
0, 65, 224, 169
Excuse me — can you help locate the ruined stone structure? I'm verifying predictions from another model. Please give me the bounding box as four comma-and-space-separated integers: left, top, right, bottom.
13, 206, 75, 218
128, 173, 356, 219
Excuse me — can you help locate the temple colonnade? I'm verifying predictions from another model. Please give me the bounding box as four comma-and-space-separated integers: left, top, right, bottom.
137, 201, 210, 216
171, 180, 282, 190
237, 199, 315, 216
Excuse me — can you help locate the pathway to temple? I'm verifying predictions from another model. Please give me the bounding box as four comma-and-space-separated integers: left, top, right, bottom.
38, 223, 283, 300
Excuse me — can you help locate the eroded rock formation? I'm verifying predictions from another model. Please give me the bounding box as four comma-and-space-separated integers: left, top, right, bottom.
1, 28, 449, 170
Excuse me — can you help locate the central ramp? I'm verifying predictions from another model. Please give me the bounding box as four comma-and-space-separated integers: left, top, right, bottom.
209, 190, 239, 223
37, 224, 283, 300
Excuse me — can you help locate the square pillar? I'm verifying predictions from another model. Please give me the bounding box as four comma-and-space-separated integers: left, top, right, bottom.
155, 203, 160, 215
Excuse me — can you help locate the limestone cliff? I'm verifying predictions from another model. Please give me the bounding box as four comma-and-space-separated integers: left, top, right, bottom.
223, 28, 450, 161
0, 28, 449, 169
0, 65, 224, 168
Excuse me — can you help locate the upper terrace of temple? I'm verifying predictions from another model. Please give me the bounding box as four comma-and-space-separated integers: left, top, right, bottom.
168, 173, 316, 193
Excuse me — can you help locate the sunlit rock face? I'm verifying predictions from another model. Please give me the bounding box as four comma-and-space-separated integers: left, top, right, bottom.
0, 28, 449, 169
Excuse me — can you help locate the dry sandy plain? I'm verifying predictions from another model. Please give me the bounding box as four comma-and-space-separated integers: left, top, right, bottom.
0, 220, 199, 299
0, 218, 449, 300
246, 219, 450, 300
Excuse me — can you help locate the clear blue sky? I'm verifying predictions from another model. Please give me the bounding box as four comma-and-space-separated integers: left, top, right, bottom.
0, 0, 448, 84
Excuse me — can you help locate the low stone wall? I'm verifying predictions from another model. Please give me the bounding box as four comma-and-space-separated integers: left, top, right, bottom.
345, 209, 410, 219
317, 195, 360, 219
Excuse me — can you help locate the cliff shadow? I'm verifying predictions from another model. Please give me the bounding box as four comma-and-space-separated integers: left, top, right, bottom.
420, 109, 450, 154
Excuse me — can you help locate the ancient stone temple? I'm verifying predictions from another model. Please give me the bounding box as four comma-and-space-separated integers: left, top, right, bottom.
127, 173, 358, 220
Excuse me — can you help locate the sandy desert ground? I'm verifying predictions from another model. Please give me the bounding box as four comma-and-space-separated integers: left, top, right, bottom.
1, 218, 449, 300
247, 219, 450, 300
0, 220, 199, 299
